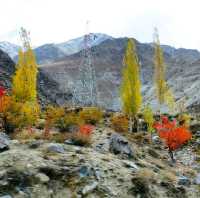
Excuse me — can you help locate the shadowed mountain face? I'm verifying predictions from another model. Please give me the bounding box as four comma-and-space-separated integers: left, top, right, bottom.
0, 49, 71, 106
0, 49, 15, 89
40, 37, 200, 111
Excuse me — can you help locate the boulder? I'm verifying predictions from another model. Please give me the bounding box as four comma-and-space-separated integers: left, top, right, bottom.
82, 181, 98, 195
123, 160, 139, 171
178, 176, 191, 186
0, 133, 10, 152
109, 133, 134, 158
35, 173, 50, 183
0, 196, 13, 198
194, 173, 200, 184
29, 140, 43, 149
47, 143, 65, 153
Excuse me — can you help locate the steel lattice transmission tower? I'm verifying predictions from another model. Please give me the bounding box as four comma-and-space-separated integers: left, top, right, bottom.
19, 27, 31, 51
76, 21, 98, 106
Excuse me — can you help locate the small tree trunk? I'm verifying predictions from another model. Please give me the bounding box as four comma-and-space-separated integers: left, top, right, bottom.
133, 116, 138, 132
44, 120, 51, 139
129, 117, 133, 132
28, 126, 33, 134
169, 149, 176, 163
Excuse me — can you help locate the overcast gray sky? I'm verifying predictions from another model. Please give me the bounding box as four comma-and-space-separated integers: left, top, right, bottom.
0, 0, 199, 49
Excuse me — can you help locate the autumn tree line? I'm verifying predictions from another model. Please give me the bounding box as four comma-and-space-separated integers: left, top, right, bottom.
0, 27, 189, 141
120, 28, 179, 133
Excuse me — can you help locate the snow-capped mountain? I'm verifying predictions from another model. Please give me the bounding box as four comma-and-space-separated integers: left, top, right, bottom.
6, 33, 113, 64
0, 41, 20, 59
57, 33, 113, 55
34, 33, 113, 64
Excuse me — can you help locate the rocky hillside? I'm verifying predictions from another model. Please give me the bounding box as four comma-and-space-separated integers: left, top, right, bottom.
0, 125, 200, 197
40, 37, 200, 111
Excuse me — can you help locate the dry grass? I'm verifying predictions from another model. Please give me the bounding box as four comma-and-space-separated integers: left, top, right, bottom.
48, 132, 70, 143
79, 107, 103, 125
71, 132, 92, 146
160, 170, 177, 183
12, 129, 42, 140
136, 168, 156, 182
111, 114, 129, 133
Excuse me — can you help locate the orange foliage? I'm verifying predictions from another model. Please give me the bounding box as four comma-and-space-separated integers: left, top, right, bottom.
0, 95, 11, 114
153, 116, 191, 151
111, 114, 129, 133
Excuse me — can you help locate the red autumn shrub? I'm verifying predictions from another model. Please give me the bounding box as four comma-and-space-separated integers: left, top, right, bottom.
79, 124, 94, 135
72, 124, 94, 146
153, 116, 191, 151
0, 86, 6, 97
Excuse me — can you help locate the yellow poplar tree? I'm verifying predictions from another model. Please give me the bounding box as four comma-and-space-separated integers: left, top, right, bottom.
153, 28, 176, 113
165, 86, 176, 113
10, 27, 39, 130
153, 28, 167, 106
120, 38, 142, 132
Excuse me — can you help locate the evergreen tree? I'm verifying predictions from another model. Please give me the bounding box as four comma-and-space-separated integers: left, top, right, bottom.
120, 38, 142, 131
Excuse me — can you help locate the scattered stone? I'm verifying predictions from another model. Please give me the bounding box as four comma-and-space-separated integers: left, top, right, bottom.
0, 133, 10, 152
10, 140, 19, 145
0, 195, 13, 198
195, 131, 200, 138
130, 177, 152, 197
64, 139, 74, 145
78, 165, 93, 178
67, 125, 79, 133
29, 140, 43, 149
178, 176, 191, 186
152, 135, 162, 144
194, 173, 200, 184
82, 181, 98, 195
47, 143, 65, 153
109, 133, 134, 158
148, 148, 160, 158
123, 160, 139, 171
0, 170, 6, 178
35, 173, 50, 183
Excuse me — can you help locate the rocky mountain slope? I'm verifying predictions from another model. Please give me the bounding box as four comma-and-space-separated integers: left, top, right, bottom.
0, 49, 16, 89
0, 126, 200, 197
40, 37, 200, 111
